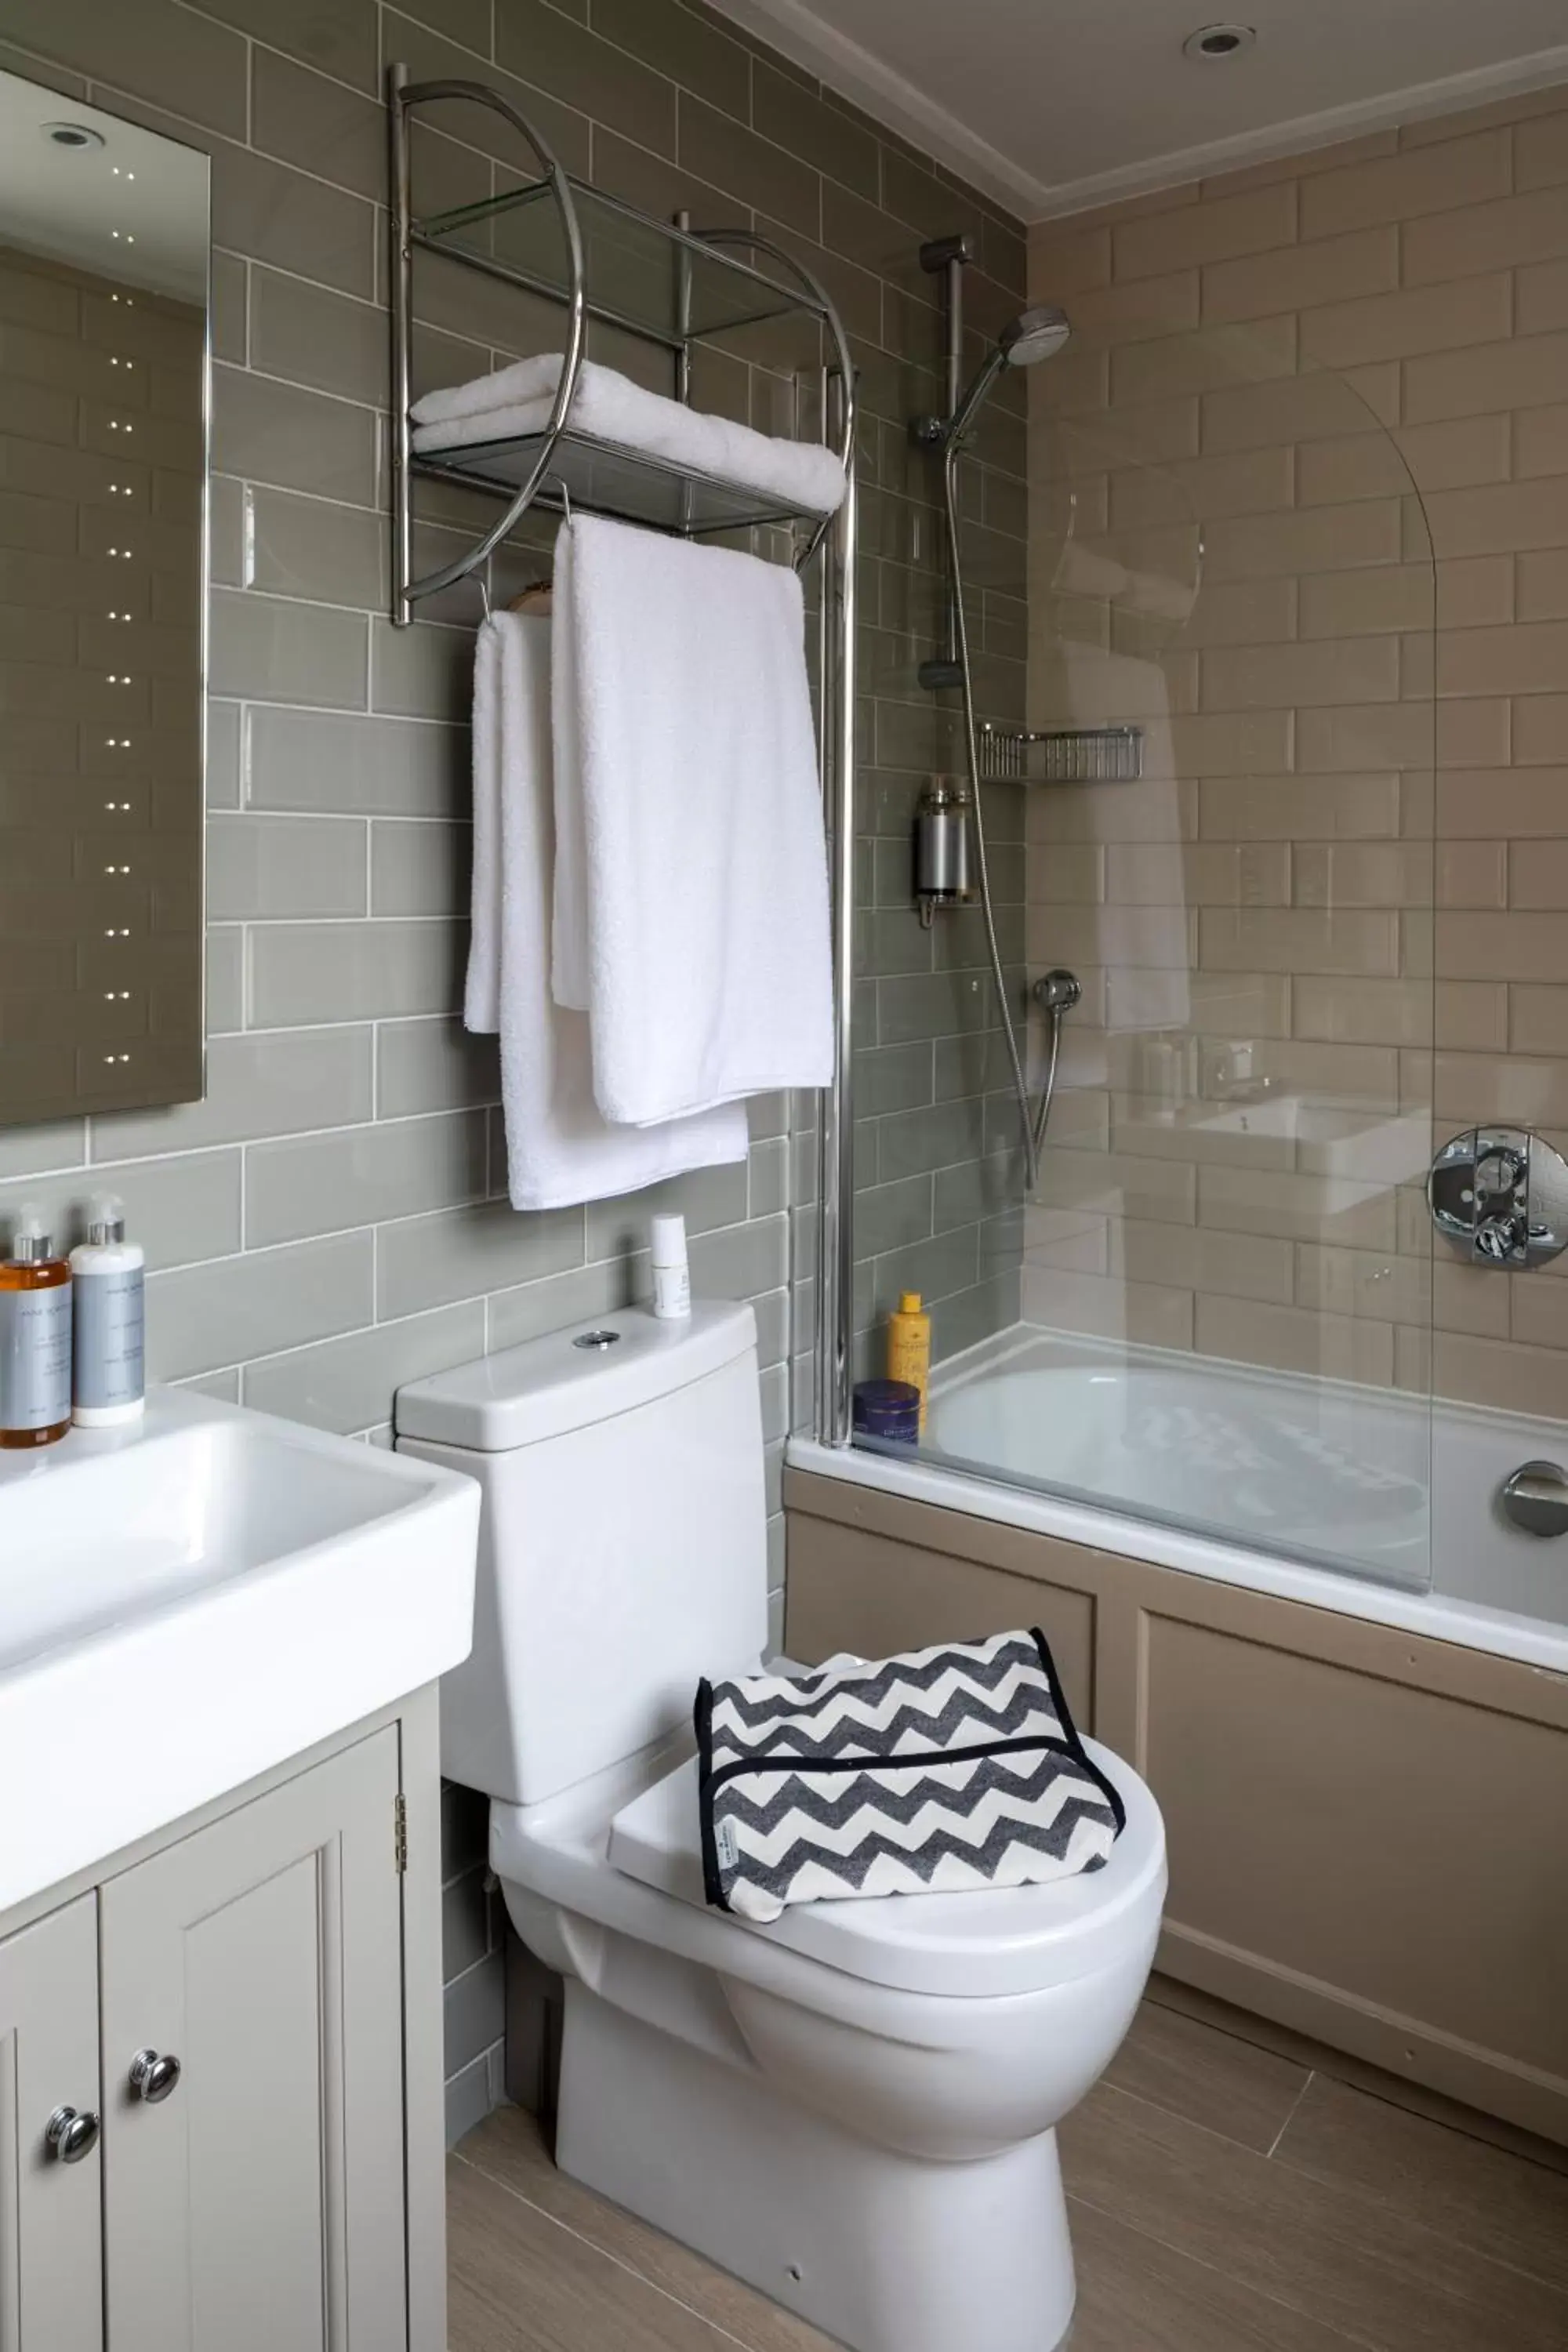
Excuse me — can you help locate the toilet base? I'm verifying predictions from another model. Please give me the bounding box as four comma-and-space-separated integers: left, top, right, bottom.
555, 1980, 1078, 2352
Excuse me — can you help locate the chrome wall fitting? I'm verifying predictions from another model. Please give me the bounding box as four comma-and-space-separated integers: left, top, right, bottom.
1032, 969, 1082, 1015
1428, 1127, 1568, 1269
1500, 1461, 1568, 1539
913, 779, 975, 926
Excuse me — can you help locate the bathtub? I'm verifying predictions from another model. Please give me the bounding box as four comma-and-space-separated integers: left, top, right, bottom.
788, 1325, 1568, 1674
786, 1323, 1568, 2143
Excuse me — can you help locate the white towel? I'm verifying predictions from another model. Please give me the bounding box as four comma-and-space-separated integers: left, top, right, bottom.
466, 612, 748, 1210
550, 516, 833, 1127
412, 354, 846, 517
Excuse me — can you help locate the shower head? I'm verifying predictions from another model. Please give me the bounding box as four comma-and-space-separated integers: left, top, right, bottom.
1000, 305, 1073, 366
942, 306, 1073, 449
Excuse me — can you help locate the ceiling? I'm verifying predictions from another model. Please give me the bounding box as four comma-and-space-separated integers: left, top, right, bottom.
710, 0, 1568, 219
0, 69, 208, 304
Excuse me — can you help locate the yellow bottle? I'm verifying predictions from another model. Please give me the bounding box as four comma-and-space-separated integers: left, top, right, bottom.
887, 1290, 931, 1435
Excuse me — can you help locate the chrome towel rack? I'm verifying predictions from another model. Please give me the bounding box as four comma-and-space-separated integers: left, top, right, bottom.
384, 63, 862, 1446
387, 64, 856, 619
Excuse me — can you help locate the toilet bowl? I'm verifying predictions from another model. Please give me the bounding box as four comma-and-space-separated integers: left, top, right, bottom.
397, 1301, 1166, 2352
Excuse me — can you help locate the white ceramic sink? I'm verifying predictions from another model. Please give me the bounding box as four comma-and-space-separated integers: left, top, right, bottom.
0, 1386, 480, 1913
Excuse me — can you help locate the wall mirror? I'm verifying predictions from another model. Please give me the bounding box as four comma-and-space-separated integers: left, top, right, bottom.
0, 67, 209, 1127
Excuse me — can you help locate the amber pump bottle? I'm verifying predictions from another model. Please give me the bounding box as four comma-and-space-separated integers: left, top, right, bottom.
0, 1208, 72, 1449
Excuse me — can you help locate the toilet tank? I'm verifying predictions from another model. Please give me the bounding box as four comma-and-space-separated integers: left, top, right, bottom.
395, 1302, 769, 1807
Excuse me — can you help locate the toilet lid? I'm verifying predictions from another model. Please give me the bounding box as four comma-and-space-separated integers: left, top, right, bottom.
607, 1736, 1165, 1999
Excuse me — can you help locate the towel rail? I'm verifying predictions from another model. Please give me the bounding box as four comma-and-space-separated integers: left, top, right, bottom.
386, 62, 860, 1446
387, 67, 855, 616
389, 67, 587, 622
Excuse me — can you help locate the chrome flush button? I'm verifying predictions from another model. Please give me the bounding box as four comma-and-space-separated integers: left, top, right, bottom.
572, 1328, 622, 1351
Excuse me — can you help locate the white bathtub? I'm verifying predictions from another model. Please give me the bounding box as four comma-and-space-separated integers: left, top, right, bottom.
788, 1327, 1568, 1675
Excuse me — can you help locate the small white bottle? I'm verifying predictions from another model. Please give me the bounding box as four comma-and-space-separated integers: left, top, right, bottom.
650, 1213, 691, 1321
70, 1193, 145, 1427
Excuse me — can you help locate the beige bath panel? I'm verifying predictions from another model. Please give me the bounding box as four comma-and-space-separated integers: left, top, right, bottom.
784, 1472, 1568, 2144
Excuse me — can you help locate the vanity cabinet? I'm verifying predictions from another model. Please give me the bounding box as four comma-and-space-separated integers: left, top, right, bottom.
0, 1694, 445, 2351
0, 1898, 103, 2350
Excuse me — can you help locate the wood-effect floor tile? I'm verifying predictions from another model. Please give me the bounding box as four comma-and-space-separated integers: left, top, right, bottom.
1145, 1973, 1568, 2177
447, 2154, 750, 2352
1059, 2081, 1568, 2352
1062, 2198, 1368, 2352
1103, 1994, 1311, 2154
457, 2106, 838, 2352
1273, 2073, 1568, 2296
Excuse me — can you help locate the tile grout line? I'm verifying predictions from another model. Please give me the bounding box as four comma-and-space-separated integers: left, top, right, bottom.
1264, 2064, 1316, 2160
450, 2147, 771, 2352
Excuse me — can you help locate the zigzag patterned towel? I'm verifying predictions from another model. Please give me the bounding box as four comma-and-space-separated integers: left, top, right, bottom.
695, 1628, 1125, 1922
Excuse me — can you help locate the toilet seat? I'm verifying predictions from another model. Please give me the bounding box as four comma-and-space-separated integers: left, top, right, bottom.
607, 1738, 1164, 2000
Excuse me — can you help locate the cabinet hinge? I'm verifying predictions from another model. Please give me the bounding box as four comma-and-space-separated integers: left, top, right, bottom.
394, 1792, 408, 1875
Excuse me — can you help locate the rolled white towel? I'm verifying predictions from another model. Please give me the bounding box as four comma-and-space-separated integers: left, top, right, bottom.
412, 353, 846, 517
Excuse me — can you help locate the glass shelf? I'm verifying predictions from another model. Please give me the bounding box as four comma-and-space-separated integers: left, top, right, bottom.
411, 424, 833, 539
413, 175, 826, 350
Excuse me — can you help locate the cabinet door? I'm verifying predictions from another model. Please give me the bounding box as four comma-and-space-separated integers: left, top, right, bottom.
100, 1728, 407, 2352
0, 1896, 103, 2352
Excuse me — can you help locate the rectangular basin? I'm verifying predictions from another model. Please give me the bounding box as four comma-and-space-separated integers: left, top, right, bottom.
0, 1388, 479, 1913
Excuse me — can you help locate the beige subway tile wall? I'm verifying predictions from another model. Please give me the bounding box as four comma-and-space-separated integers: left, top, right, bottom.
0, 0, 1028, 2136
1027, 83, 1568, 1413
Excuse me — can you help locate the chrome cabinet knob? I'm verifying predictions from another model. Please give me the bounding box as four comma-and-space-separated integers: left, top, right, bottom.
45, 2106, 100, 2163
1501, 1461, 1568, 1539
128, 2049, 181, 2104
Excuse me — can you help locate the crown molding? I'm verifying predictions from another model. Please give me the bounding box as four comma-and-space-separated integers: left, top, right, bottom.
1031, 40, 1568, 217
706, 2, 1568, 226
702, 0, 1058, 216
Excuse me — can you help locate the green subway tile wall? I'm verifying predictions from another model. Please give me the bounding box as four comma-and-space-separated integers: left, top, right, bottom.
0, 0, 1027, 2137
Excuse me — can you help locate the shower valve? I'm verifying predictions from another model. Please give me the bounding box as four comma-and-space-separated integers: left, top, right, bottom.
1428, 1127, 1568, 1270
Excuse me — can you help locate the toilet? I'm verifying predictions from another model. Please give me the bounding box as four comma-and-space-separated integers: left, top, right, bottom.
397, 1301, 1166, 2352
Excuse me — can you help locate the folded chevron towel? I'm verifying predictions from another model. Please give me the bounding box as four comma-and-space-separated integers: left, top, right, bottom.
695, 1629, 1125, 1923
